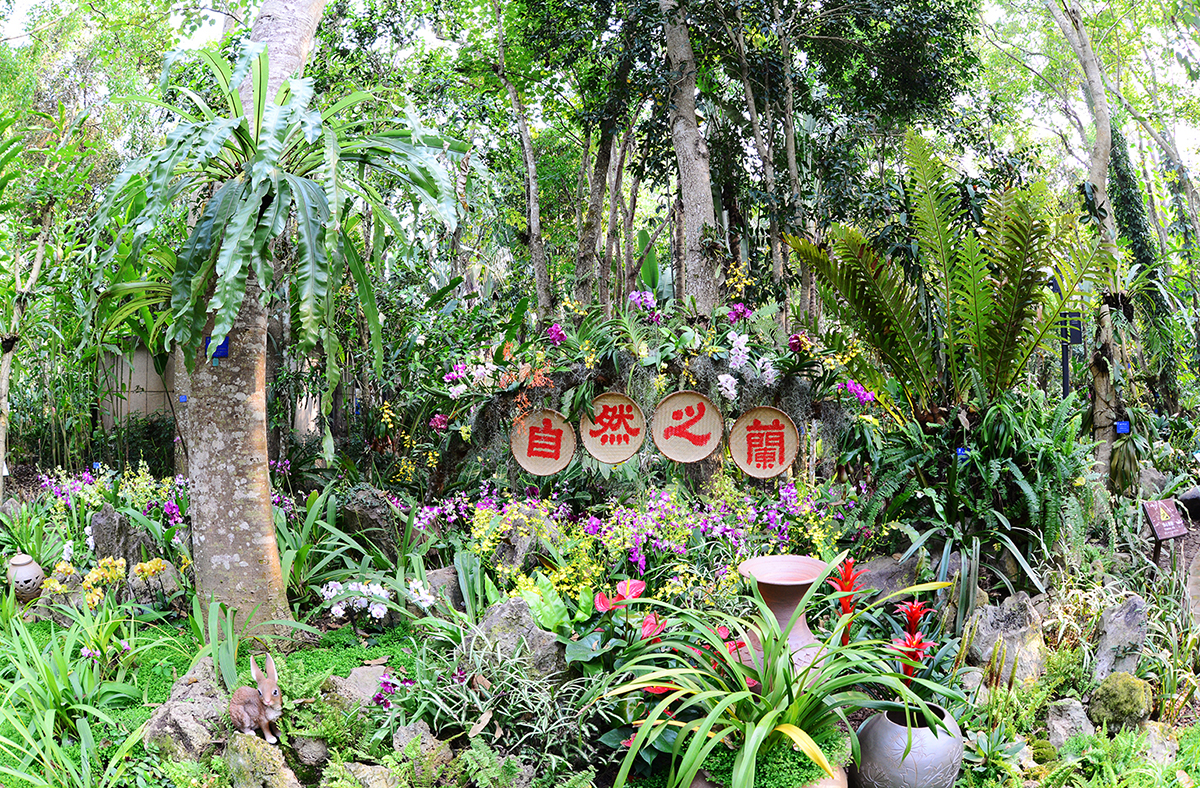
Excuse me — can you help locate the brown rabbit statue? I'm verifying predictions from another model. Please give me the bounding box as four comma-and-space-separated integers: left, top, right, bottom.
229, 654, 283, 743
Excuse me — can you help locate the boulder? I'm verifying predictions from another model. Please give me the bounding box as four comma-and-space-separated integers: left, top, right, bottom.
143, 656, 227, 759
487, 504, 554, 576
425, 566, 465, 612
1139, 466, 1170, 497
226, 732, 302, 788
1180, 487, 1200, 522
392, 719, 453, 769
858, 554, 918, 601
468, 597, 566, 679
1093, 595, 1148, 682
1088, 672, 1152, 730
0, 498, 19, 520
325, 665, 390, 709
291, 736, 329, 767
966, 592, 1048, 682
1047, 698, 1094, 748
321, 762, 399, 788
1142, 721, 1179, 765
340, 485, 408, 562
90, 503, 157, 571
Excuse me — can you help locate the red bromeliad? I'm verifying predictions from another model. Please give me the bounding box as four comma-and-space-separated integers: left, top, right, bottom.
894, 600, 932, 637
827, 557, 866, 646
891, 631, 936, 686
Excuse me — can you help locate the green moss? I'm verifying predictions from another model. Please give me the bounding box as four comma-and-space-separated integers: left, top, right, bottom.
1088, 672, 1152, 729
702, 732, 848, 788
1030, 739, 1056, 764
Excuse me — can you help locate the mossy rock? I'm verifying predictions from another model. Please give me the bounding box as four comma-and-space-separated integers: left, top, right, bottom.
1030, 739, 1056, 764
226, 732, 301, 788
1087, 671, 1151, 730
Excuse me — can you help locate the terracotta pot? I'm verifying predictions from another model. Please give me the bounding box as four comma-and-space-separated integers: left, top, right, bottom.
691, 763, 848, 788
738, 554, 827, 672
854, 704, 963, 788
7, 553, 45, 603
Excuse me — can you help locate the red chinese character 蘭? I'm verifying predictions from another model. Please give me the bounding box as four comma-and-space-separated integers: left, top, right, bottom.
588, 403, 641, 445
746, 418, 785, 469
664, 402, 711, 447
527, 417, 563, 460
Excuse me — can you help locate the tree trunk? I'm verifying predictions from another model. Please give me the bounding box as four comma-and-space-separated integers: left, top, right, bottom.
494, 0, 552, 319
575, 130, 614, 309
602, 128, 631, 315
660, 0, 718, 314
188, 0, 328, 630
1046, 0, 1120, 478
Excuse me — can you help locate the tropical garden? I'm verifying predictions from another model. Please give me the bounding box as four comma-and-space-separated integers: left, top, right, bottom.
0, 0, 1198, 785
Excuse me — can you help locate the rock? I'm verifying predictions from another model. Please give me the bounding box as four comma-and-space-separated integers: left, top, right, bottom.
226, 732, 302, 788
143, 657, 227, 759
487, 504, 554, 575
0, 498, 19, 520
292, 736, 329, 767
126, 561, 181, 607
340, 485, 408, 563
1093, 595, 1148, 682
1180, 487, 1200, 522
90, 503, 158, 572
966, 592, 1048, 682
425, 566, 464, 612
1088, 672, 1152, 729
1012, 735, 1037, 772
1140, 466, 1169, 497
468, 597, 566, 679
1047, 698, 1094, 748
392, 719, 452, 769
321, 762, 400, 788
859, 554, 919, 601
1142, 721, 1178, 765
325, 665, 390, 708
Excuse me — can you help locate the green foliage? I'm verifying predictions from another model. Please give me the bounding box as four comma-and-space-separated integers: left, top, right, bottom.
456, 737, 522, 788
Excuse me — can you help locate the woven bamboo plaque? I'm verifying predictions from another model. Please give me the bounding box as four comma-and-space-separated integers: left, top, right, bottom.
510, 409, 576, 475
729, 407, 799, 478
580, 393, 646, 464
652, 391, 722, 463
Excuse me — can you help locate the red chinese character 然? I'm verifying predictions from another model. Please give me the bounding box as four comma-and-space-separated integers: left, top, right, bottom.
746, 418, 785, 470
527, 417, 563, 460
589, 403, 641, 445
664, 402, 711, 447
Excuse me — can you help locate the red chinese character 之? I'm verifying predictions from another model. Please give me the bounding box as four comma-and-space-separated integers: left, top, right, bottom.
588, 403, 641, 445
527, 417, 563, 460
664, 403, 711, 447
746, 418, 785, 469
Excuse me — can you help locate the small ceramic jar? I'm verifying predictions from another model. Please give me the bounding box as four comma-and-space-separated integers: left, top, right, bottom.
7, 553, 45, 603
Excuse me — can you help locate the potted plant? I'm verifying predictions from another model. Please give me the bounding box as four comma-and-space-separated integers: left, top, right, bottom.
854, 600, 965, 788
589, 552, 952, 788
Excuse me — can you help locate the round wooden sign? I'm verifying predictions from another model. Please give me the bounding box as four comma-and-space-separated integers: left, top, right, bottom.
580, 393, 646, 464
510, 409, 576, 475
729, 406, 799, 478
652, 391, 723, 463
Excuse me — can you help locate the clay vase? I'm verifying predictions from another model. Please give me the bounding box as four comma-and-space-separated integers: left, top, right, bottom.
854, 704, 963, 788
738, 555, 827, 673
7, 553, 45, 603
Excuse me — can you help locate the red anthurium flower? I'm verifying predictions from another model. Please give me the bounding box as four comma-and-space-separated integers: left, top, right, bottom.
594, 592, 613, 613
716, 625, 731, 639
894, 600, 932, 637
641, 612, 667, 641
644, 685, 674, 694
616, 579, 646, 601
827, 557, 867, 646
891, 631, 936, 685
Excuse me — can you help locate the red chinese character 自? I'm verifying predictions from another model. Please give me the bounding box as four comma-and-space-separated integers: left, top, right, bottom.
746, 418, 785, 469
527, 417, 563, 460
589, 403, 641, 445
664, 402, 711, 447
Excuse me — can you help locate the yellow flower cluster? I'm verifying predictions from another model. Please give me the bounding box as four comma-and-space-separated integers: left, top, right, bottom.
830, 337, 862, 367
120, 461, 171, 513
425, 450, 439, 468
379, 401, 396, 431
658, 563, 740, 605
561, 297, 588, 317
459, 425, 472, 442
471, 503, 556, 583
41, 578, 65, 595
54, 561, 76, 578
85, 586, 104, 610
581, 340, 597, 370
392, 458, 417, 484
654, 373, 669, 397
178, 553, 192, 572
83, 556, 127, 591
134, 558, 169, 580
726, 256, 751, 297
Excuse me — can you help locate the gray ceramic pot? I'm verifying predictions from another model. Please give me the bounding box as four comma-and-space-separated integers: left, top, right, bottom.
7, 553, 45, 603
854, 704, 963, 788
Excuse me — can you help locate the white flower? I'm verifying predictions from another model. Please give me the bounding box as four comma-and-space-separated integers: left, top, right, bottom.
330, 602, 346, 619
756, 357, 778, 387
62, 542, 73, 563
449, 384, 467, 399
320, 581, 344, 601
718, 374, 738, 400
408, 578, 436, 608
369, 602, 387, 620
728, 333, 750, 371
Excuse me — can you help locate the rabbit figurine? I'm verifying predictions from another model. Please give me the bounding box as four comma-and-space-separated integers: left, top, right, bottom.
229, 654, 283, 744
